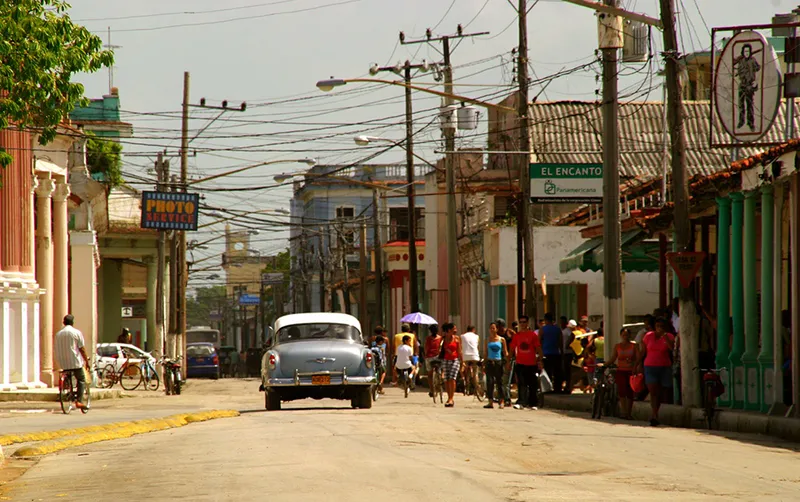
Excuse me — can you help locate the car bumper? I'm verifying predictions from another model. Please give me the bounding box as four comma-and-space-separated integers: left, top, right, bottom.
187, 365, 219, 377
266, 375, 375, 387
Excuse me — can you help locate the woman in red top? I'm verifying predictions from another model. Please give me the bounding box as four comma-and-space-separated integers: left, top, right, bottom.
606, 327, 639, 420
440, 322, 462, 408
636, 318, 675, 426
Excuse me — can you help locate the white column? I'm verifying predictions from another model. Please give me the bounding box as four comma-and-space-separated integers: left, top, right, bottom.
35, 177, 55, 387
69, 231, 98, 373
52, 182, 70, 369
28, 299, 44, 388
0, 300, 11, 390
146, 257, 158, 355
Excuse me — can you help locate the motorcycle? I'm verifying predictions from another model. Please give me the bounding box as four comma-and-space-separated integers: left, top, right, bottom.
161, 355, 183, 395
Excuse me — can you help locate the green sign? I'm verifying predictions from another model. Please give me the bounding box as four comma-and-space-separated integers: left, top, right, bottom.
530, 163, 603, 203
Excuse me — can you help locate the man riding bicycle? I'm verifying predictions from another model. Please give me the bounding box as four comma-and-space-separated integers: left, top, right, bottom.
461, 325, 481, 395
395, 335, 414, 397
55, 314, 90, 410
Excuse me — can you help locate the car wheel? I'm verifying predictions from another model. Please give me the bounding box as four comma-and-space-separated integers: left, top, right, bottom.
356, 387, 372, 409
212, 371, 219, 380
265, 390, 281, 411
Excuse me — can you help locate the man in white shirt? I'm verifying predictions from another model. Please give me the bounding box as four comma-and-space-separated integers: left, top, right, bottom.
55, 315, 90, 409
461, 325, 481, 395
395, 335, 414, 397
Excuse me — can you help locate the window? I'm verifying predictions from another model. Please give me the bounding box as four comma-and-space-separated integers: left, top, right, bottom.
336, 206, 355, 219
277, 323, 361, 344
389, 208, 424, 241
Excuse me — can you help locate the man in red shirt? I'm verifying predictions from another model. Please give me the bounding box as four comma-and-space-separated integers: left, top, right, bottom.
510, 315, 545, 410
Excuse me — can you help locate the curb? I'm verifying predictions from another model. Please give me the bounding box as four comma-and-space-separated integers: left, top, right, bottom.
4, 410, 239, 458
544, 394, 800, 442
0, 388, 124, 403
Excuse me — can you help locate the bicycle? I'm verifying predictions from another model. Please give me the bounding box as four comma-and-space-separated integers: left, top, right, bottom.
58, 369, 90, 415
590, 364, 618, 419
141, 356, 160, 391
462, 361, 485, 402
100, 356, 143, 391
429, 362, 444, 404
698, 367, 725, 430
397, 367, 412, 398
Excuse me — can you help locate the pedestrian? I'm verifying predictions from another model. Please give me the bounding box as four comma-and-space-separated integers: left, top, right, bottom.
374, 335, 387, 394
495, 318, 516, 407
395, 335, 414, 397
568, 320, 587, 393
606, 327, 639, 420
117, 327, 132, 344
559, 316, 575, 394
55, 315, 91, 410
424, 324, 442, 397
636, 317, 675, 426
510, 317, 544, 410
538, 313, 563, 394
484, 322, 508, 409
461, 324, 481, 394
635, 315, 654, 345
392, 324, 417, 383
440, 322, 462, 408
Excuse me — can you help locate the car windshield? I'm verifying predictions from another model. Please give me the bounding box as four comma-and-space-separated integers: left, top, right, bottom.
277, 323, 361, 344
187, 345, 215, 357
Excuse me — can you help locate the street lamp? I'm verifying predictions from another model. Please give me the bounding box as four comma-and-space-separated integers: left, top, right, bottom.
188, 158, 316, 186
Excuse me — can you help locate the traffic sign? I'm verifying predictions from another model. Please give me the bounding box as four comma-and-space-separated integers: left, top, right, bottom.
666, 251, 706, 289
238, 294, 260, 306
261, 272, 284, 285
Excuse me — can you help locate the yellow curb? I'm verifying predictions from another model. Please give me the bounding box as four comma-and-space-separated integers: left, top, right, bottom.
7, 410, 239, 458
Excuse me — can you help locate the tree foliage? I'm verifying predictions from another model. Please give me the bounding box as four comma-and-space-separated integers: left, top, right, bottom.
187, 286, 227, 328
86, 132, 123, 186
0, 1, 114, 166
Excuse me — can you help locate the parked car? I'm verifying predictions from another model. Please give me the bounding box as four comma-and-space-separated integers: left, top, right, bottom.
260, 313, 375, 410
186, 343, 220, 379
96, 343, 156, 377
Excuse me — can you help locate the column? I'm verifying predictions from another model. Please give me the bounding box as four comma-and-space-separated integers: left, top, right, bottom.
742, 190, 761, 410
36, 177, 55, 387
715, 196, 732, 407
729, 192, 745, 409
791, 175, 800, 417
146, 257, 158, 355
69, 231, 98, 375
758, 185, 775, 412
771, 183, 786, 415
0, 300, 11, 390
52, 181, 70, 372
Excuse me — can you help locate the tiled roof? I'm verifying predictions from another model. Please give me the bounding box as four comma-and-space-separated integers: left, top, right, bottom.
529, 100, 800, 179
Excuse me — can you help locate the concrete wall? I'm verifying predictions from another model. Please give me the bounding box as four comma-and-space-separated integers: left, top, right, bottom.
99, 259, 123, 343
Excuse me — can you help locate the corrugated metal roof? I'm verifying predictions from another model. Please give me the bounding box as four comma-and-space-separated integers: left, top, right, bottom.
529, 100, 800, 178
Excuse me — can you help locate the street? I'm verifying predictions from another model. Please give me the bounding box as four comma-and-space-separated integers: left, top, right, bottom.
3, 379, 800, 501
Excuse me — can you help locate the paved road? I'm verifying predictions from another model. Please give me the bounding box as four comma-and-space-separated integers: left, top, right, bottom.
4, 380, 800, 501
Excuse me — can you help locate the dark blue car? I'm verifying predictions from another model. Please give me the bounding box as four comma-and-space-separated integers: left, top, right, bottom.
186, 343, 220, 379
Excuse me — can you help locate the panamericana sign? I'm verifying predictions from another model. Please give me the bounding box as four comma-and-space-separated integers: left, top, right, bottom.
140, 191, 200, 231
530, 163, 603, 203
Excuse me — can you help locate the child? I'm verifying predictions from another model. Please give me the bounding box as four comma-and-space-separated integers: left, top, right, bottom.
582, 344, 597, 394
373, 335, 387, 394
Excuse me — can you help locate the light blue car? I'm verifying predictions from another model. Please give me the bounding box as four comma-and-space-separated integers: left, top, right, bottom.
260, 313, 376, 410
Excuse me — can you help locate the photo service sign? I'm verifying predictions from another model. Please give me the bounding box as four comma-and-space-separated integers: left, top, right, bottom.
140, 191, 200, 231
713, 31, 782, 143
530, 163, 603, 203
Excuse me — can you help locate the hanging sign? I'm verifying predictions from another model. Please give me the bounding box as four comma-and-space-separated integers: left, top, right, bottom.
140, 191, 200, 231
666, 251, 706, 289
713, 31, 782, 143
530, 163, 603, 203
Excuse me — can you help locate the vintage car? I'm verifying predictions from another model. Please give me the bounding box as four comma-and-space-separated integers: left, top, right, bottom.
260, 313, 376, 410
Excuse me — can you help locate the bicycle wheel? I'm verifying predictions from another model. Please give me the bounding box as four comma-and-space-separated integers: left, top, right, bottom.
120, 364, 143, 391
606, 383, 618, 417
704, 382, 715, 430
81, 377, 91, 414
100, 365, 117, 388
144, 364, 160, 391
474, 371, 485, 402
58, 373, 73, 415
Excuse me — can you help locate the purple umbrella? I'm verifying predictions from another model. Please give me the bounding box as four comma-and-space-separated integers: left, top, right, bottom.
400, 312, 437, 325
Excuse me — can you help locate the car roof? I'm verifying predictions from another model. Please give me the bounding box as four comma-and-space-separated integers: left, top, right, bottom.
97, 343, 143, 351
274, 313, 362, 333
187, 342, 214, 346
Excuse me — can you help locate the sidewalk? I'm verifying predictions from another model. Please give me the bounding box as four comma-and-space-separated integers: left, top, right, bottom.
542, 392, 800, 442
0, 387, 123, 403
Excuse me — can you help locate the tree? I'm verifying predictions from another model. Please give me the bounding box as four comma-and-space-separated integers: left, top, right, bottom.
0, 1, 114, 167
86, 131, 123, 186
187, 286, 228, 328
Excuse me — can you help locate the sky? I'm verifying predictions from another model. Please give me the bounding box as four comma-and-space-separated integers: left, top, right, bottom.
64, 0, 791, 290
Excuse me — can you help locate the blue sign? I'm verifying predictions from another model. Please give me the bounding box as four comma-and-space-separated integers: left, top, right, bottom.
238, 294, 260, 306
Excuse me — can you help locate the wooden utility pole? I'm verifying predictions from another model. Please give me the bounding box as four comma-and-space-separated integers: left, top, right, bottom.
177, 71, 190, 376
168, 174, 179, 358
155, 152, 168, 359
517, 0, 536, 319
401, 27, 488, 326
339, 225, 352, 314
373, 190, 383, 327
359, 222, 368, 331
660, 0, 698, 407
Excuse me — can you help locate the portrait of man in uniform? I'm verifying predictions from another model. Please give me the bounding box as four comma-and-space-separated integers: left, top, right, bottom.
734, 43, 761, 130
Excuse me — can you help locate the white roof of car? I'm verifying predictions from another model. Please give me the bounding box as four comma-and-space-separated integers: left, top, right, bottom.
274, 313, 362, 333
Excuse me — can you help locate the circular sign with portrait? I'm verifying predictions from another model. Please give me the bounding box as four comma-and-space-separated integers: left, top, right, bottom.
713, 31, 782, 143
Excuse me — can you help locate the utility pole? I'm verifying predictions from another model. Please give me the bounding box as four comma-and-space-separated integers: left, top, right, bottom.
373, 189, 384, 327
369, 60, 430, 315
319, 226, 326, 312
401, 26, 488, 326
517, 0, 536, 319
177, 71, 190, 377
168, 174, 179, 359
155, 152, 168, 359
359, 222, 368, 331
339, 225, 352, 314
660, 0, 698, 407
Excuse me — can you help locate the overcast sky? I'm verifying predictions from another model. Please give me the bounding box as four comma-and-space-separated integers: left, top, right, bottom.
66, 0, 792, 289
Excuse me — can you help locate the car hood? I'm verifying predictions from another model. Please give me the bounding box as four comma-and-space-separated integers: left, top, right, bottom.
273, 340, 365, 376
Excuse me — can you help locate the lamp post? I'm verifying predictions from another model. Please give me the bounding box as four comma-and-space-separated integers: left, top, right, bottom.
187, 158, 316, 186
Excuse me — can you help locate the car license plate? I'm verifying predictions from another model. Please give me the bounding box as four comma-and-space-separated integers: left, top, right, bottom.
196, 358, 204, 364
311, 375, 330, 385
